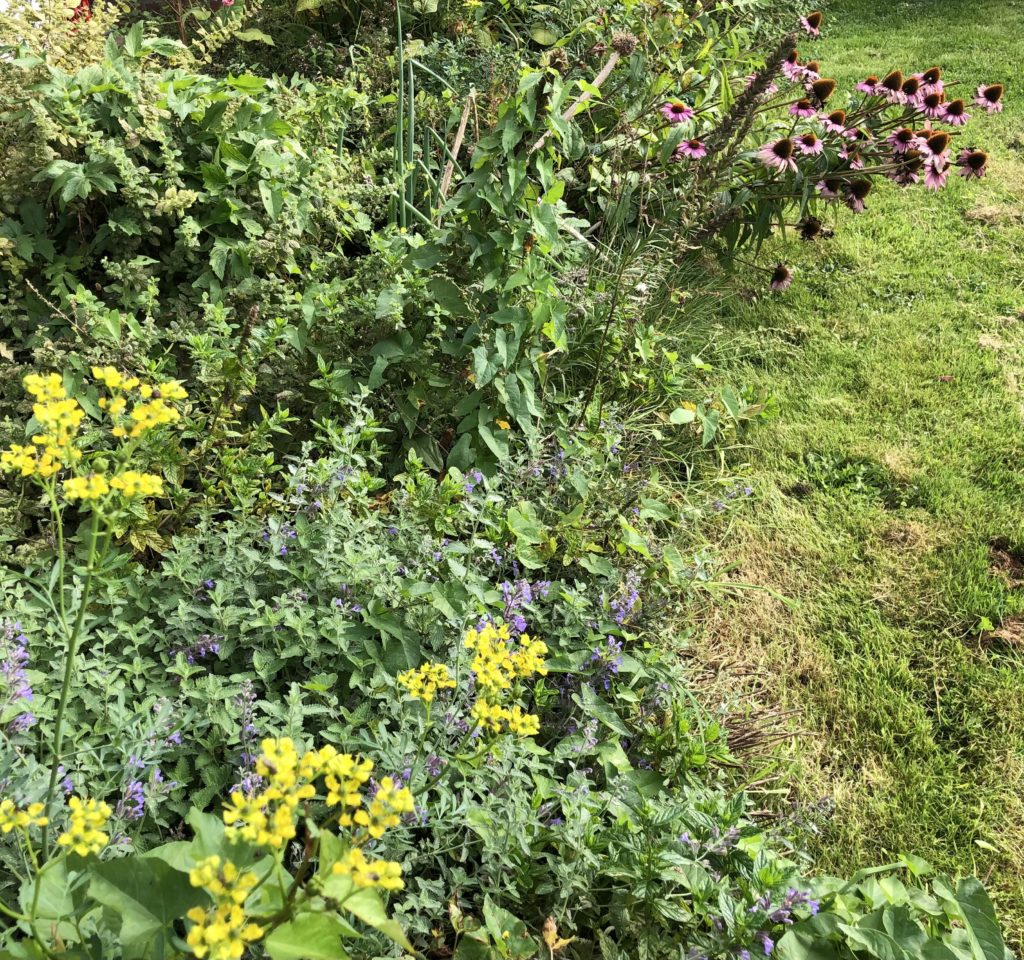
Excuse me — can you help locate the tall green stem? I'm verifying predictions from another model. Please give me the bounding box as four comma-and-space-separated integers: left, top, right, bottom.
39, 509, 103, 858
394, 0, 407, 228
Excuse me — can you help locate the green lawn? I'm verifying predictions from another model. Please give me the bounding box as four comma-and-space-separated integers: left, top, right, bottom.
700, 0, 1024, 941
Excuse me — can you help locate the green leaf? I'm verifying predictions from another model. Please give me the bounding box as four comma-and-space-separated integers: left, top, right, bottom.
669, 406, 696, 425
507, 502, 545, 544
342, 888, 413, 951
529, 24, 559, 45
617, 517, 650, 558
580, 682, 630, 737
955, 878, 1006, 960
265, 913, 355, 959
88, 857, 203, 957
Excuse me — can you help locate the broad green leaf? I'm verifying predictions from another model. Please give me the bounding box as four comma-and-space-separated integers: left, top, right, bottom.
88, 858, 203, 957
265, 913, 355, 959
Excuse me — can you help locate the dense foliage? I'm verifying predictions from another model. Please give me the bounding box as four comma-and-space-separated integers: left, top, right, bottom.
0, 0, 1012, 957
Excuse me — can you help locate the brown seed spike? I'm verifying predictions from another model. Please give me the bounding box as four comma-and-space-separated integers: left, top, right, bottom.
983, 84, 1004, 104
805, 61, 820, 75
922, 66, 942, 84
926, 131, 950, 154
849, 179, 872, 200
811, 78, 836, 103
805, 11, 823, 29
881, 70, 904, 91
827, 109, 847, 125
901, 77, 920, 97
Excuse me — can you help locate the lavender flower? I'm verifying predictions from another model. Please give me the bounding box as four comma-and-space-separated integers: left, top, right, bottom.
588, 636, 624, 690
1, 620, 35, 735
463, 469, 484, 494
173, 633, 222, 665
610, 571, 641, 625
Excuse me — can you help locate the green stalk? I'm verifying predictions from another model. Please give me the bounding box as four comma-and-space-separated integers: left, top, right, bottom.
394, 0, 406, 229
39, 508, 103, 858
405, 58, 416, 216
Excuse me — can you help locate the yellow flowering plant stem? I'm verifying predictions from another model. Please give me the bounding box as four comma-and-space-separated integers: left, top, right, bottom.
38, 508, 109, 860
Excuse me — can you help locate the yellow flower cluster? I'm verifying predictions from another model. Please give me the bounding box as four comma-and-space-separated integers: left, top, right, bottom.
397, 662, 456, 703
332, 846, 405, 891
462, 624, 546, 737
64, 474, 109, 500
91, 366, 187, 439
470, 701, 541, 736
57, 796, 111, 856
0, 373, 84, 479
187, 856, 264, 960
0, 799, 48, 833
464, 623, 548, 695
110, 470, 163, 497
222, 739, 414, 853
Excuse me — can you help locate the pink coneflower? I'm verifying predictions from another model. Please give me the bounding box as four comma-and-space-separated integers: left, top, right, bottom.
808, 77, 836, 106
900, 76, 922, 106
821, 108, 847, 134
921, 130, 951, 167
797, 131, 824, 155
845, 178, 872, 213
918, 66, 943, 96
839, 145, 865, 170
675, 138, 707, 159
880, 70, 904, 102
770, 264, 794, 292
956, 148, 988, 179
661, 100, 695, 124
889, 149, 924, 186
975, 84, 1004, 114
887, 127, 920, 153
801, 60, 821, 81
799, 216, 825, 240
942, 99, 970, 125
782, 49, 802, 82
856, 75, 881, 95
799, 11, 822, 37
816, 177, 843, 199
921, 92, 946, 119
790, 99, 817, 118
924, 162, 950, 190
758, 137, 798, 172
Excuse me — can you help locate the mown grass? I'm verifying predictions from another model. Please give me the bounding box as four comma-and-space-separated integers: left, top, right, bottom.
696, 0, 1024, 941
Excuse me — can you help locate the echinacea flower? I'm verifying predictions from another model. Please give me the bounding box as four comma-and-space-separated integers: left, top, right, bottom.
880, 70, 904, 101
816, 177, 843, 199
770, 264, 794, 292
790, 98, 817, 118
797, 131, 823, 155
956, 148, 988, 179
919, 66, 943, 96
661, 100, 695, 124
900, 76, 921, 105
782, 49, 803, 82
889, 149, 924, 186
921, 92, 946, 119
799, 216, 825, 240
758, 137, 798, 172
974, 84, 1004, 114
675, 138, 707, 159
839, 145, 864, 169
942, 99, 970, 125
845, 178, 872, 212
808, 77, 836, 106
799, 10, 822, 37
887, 128, 920, 153
924, 162, 950, 190
921, 130, 951, 166
820, 108, 847, 133
856, 75, 881, 95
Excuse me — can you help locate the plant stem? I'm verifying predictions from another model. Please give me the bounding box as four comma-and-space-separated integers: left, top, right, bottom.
39, 509, 103, 857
